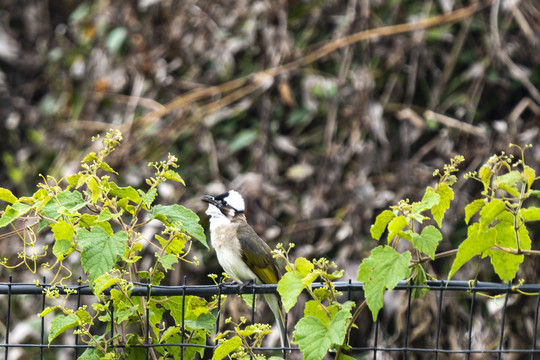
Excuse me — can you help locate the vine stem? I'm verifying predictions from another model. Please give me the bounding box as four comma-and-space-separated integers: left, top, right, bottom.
335, 299, 367, 360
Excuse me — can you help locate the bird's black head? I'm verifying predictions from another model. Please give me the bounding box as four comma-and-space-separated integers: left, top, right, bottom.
201, 190, 245, 219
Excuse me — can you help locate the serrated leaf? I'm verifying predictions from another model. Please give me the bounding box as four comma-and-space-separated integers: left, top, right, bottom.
0, 188, 18, 203
48, 314, 78, 343
108, 183, 140, 203
486, 223, 522, 282
88, 177, 100, 203
493, 170, 523, 189
212, 336, 242, 360
521, 207, 540, 222
304, 300, 330, 327
411, 265, 428, 299
81, 152, 97, 163
39, 306, 59, 317
411, 225, 442, 260
523, 165, 535, 189
531, 190, 540, 199
431, 182, 454, 227
51, 220, 74, 241
77, 227, 128, 286
479, 165, 492, 190
152, 204, 207, 248
411, 189, 440, 221
370, 210, 395, 240
357, 246, 411, 321
163, 169, 186, 185
479, 199, 506, 227
98, 162, 118, 174
92, 273, 118, 297
278, 271, 303, 311
53, 240, 73, 260
141, 188, 157, 207
295, 257, 314, 277
387, 215, 408, 243
448, 223, 496, 279
465, 199, 485, 224
0, 202, 32, 227
157, 253, 178, 271
293, 309, 352, 360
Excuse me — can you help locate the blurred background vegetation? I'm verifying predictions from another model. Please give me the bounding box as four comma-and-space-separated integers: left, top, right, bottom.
1, 0, 540, 354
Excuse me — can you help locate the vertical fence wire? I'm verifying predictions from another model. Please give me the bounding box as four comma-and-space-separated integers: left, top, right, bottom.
73, 278, 82, 360
531, 291, 540, 360
39, 277, 45, 360
181, 275, 187, 360
433, 281, 444, 360
402, 287, 413, 360
466, 280, 477, 360
3, 275, 11, 360
496, 283, 511, 360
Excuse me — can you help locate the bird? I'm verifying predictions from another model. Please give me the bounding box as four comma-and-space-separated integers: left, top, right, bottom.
201, 190, 288, 349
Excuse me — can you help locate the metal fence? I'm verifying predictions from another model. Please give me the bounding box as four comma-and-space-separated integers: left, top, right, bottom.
2, 278, 540, 359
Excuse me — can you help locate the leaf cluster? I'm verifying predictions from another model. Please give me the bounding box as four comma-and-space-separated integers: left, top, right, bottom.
0, 130, 210, 359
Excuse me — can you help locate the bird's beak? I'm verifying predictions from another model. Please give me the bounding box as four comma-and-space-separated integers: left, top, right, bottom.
201, 195, 217, 206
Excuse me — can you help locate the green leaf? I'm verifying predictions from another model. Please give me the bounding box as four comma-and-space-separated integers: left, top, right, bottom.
370, 210, 395, 240
487, 223, 522, 282
521, 207, 540, 222
163, 170, 186, 185
479, 199, 506, 227
304, 300, 330, 327
357, 246, 411, 321
48, 314, 78, 343
493, 170, 523, 189
156, 234, 187, 255
81, 152, 97, 163
212, 336, 242, 360
77, 227, 128, 286
98, 162, 118, 174
88, 177, 100, 203
78, 348, 101, 360
53, 240, 74, 260
411, 264, 428, 299
51, 220, 74, 241
41, 190, 87, 220
295, 257, 314, 277
448, 223, 496, 279
479, 165, 492, 190
157, 253, 178, 271
465, 199, 485, 224
411, 189, 440, 222
141, 188, 157, 208
387, 215, 408, 243
92, 273, 118, 297
0, 202, 32, 227
228, 129, 258, 153
152, 204, 207, 248
431, 182, 454, 227
108, 183, 140, 203
293, 309, 352, 360
411, 225, 442, 260
523, 165, 535, 189
0, 188, 18, 203
278, 271, 303, 312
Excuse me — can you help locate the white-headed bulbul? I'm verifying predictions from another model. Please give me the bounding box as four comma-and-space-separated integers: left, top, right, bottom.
201, 190, 288, 348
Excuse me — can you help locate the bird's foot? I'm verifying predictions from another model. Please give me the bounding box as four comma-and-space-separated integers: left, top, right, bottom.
238, 279, 255, 293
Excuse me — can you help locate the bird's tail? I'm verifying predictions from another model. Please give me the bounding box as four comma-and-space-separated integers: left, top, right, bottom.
264, 293, 289, 350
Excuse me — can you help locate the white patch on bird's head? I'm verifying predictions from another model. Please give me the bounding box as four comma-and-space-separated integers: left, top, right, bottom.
205, 204, 231, 229
222, 190, 245, 212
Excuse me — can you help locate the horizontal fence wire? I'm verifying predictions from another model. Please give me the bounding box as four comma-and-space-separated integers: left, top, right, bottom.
1, 279, 540, 359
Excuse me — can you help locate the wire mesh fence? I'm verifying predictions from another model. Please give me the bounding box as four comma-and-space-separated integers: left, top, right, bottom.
1, 278, 540, 359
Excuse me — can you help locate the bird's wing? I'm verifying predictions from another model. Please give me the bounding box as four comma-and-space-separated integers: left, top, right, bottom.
236, 223, 281, 284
